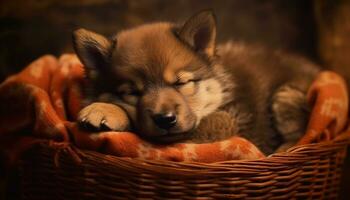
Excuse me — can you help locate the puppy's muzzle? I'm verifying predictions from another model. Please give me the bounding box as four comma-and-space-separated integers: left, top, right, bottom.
138, 87, 196, 142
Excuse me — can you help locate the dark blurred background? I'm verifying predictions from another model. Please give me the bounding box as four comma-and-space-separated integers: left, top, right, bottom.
0, 0, 319, 82
0, 0, 349, 199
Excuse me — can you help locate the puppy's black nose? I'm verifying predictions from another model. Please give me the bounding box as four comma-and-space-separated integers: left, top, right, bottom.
152, 112, 177, 130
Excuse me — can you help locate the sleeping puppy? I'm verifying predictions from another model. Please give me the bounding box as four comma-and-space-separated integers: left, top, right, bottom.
73, 10, 319, 155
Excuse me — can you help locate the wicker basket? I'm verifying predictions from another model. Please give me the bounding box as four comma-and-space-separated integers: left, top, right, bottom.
18, 131, 349, 200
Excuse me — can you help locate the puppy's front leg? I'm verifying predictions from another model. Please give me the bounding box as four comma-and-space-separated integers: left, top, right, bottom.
78, 103, 130, 132
189, 111, 240, 143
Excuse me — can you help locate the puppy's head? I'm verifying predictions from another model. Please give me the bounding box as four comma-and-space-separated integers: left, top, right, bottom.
73, 10, 225, 143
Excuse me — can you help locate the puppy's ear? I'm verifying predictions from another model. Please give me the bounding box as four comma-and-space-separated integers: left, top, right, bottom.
178, 10, 216, 57
72, 29, 116, 71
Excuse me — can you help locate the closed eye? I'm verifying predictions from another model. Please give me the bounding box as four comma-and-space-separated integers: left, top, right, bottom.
128, 90, 142, 96
173, 79, 201, 86
117, 84, 143, 96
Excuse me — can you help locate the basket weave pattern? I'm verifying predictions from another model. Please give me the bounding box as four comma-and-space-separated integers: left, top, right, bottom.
20, 133, 349, 200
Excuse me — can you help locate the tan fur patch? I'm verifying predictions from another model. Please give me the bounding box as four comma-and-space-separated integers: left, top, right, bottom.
163, 69, 176, 83
204, 30, 216, 57
178, 82, 196, 96
177, 71, 194, 83
187, 78, 224, 123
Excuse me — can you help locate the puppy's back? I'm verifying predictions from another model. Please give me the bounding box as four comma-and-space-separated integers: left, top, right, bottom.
218, 41, 319, 154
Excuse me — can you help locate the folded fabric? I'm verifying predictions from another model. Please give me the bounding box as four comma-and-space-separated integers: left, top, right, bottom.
0, 54, 348, 164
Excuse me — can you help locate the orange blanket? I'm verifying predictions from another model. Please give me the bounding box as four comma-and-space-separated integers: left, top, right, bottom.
0, 54, 348, 164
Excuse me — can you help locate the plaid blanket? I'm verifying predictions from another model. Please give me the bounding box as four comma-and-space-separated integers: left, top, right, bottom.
0, 54, 348, 164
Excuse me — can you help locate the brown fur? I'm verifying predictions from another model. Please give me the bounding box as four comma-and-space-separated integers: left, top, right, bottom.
73, 10, 319, 154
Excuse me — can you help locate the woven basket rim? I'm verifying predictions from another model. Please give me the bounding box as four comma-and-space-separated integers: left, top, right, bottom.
25, 130, 350, 178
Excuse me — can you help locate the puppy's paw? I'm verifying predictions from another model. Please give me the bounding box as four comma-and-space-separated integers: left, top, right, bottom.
272, 85, 310, 141
78, 102, 130, 132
